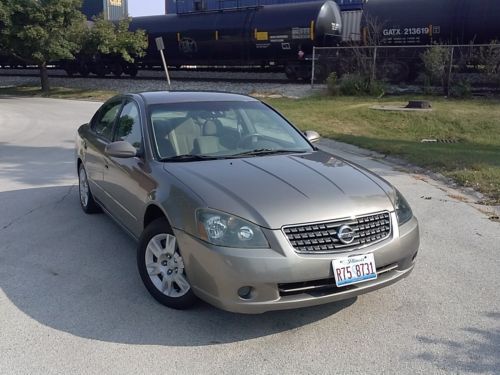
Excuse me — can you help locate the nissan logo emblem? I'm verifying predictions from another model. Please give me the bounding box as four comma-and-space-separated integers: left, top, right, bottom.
338, 225, 355, 244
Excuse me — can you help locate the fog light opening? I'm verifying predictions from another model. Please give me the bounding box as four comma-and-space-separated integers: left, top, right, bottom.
237, 286, 254, 300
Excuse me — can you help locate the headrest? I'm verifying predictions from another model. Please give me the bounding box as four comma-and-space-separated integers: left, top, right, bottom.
203, 120, 219, 136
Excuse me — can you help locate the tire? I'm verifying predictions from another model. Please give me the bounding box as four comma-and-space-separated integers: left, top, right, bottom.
124, 63, 138, 77
78, 63, 90, 77
314, 63, 330, 83
94, 62, 106, 77
284, 65, 297, 81
137, 218, 197, 310
111, 62, 123, 77
78, 164, 101, 214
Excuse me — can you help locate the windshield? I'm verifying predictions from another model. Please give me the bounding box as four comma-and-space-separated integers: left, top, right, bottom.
148, 101, 313, 160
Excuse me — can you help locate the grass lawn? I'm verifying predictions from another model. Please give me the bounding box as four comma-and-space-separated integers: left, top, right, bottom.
0, 85, 117, 101
267, 95, 500, 203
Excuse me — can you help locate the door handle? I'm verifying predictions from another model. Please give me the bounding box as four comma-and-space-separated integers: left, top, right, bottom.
83, 140, 87, 150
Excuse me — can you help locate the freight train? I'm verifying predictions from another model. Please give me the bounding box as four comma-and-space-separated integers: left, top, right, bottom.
2, 0, 500, 80
126, 0, 500, 80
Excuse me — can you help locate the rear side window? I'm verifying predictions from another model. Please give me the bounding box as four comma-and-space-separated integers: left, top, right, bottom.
93, 101, 122, 140
115, 101, 142, 151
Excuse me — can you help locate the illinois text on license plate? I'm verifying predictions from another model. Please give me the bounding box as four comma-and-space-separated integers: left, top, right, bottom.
332, 253, 377, 287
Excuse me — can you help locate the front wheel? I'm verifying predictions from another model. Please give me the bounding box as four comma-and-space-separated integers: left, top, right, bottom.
137, 219, 197, 309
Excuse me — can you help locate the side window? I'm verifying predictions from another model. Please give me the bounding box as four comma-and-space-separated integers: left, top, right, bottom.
115, 101, 142, 151
93, 101, 122, 140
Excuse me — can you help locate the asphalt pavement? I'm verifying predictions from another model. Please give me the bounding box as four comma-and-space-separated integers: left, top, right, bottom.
0, 97, 499, 374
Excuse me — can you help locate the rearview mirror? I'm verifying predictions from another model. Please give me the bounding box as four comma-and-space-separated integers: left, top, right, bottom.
105, 141, 137, 158
304, 130, 320, 143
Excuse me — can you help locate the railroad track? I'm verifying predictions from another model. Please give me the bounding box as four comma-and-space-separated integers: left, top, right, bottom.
0, 71, 295, 84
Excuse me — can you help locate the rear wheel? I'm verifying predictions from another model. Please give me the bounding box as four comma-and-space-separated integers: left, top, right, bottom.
137, 219, 197, 309
78, 164, 101, 214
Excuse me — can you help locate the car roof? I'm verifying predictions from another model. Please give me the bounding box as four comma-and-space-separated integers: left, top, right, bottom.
132, 91, 259, 105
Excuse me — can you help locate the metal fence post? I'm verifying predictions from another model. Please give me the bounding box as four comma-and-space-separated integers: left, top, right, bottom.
371, 46, 378, 82
311, 47, 316, 88
446, 46, 455, 96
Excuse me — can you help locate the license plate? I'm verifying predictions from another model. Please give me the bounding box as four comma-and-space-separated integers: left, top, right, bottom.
332, 253, 377, 287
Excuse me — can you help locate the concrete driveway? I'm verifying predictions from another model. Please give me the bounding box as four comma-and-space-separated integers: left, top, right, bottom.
0, 97, 498, 374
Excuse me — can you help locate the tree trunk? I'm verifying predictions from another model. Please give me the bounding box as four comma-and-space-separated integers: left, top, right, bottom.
39, 63, 50, 93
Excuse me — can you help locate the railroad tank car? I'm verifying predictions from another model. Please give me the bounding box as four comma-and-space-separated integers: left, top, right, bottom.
361, 0, 500, 46
130, 0, 342, 78
312, 0, 500, 82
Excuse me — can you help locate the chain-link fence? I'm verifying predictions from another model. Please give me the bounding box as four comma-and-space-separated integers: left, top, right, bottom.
311, 44, 500, 94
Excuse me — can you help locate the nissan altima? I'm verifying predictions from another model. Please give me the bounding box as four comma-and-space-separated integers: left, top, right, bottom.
76, 91, 419, 313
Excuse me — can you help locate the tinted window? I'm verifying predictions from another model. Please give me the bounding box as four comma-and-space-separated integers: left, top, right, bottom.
115, 101, 142, 151
93, 101, 122, 140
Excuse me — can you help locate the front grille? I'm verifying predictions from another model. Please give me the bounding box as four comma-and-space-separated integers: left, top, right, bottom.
283, 211, 391, 254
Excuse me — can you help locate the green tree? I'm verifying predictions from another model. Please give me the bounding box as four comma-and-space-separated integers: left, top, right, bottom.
0, 0, 86, 92
79, 15, 147, 75
421, 45, 451, 95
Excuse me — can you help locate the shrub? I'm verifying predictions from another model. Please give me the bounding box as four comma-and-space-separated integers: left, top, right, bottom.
368, 79, 386, 97
326, 72, 339, 96
421, 45, 450, 85
335, 73, 386, 97
449, 80, 472, 98
339, 73, 367, 95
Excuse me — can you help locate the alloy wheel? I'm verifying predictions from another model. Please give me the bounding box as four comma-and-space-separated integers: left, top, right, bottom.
145, 233, 191, 298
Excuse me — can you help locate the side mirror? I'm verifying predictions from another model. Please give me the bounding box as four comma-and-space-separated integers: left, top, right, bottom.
105, 141, 137, 158
304, 130, 320, 144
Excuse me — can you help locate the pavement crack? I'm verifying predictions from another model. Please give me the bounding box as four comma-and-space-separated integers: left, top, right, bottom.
1, 205, 44, 232
55, 184, 76, 206
1, 184, 77, 232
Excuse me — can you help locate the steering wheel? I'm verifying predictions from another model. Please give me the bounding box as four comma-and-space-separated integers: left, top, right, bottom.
237, 133, 261, 148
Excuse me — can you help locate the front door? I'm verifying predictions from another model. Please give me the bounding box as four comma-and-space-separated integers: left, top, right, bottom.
104, 100, 155, 237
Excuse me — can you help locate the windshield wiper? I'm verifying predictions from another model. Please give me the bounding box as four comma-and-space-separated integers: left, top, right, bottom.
229, 149, 308, 158
160, 154, 219, 162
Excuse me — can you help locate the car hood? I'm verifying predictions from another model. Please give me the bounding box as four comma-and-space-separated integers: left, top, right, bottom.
163, 151, 395, 229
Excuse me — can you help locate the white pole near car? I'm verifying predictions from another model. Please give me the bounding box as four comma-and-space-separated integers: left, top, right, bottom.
155, 37, 171, 89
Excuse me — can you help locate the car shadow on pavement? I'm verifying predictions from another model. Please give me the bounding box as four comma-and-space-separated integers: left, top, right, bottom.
0, 143, 76, 187
411, 312, 500, 373
0, 185, 356, 347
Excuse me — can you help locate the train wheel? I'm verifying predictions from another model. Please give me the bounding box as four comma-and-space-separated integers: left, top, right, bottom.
64, 62, 78, 77
313, 63, 330, 83
124, 64, 138, 77
93, 62, 107, 78
78, 63, 90, 77
111, 62, 123, 77
284, 65, 297, 81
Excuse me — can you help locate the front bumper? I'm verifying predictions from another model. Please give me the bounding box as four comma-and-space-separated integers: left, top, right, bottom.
174, 213, 419, 314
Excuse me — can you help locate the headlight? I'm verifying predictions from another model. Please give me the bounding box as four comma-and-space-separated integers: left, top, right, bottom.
196, 209, 269, 248
395, 189, 413, 225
